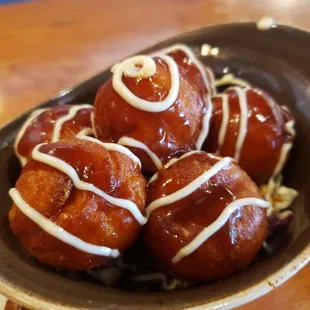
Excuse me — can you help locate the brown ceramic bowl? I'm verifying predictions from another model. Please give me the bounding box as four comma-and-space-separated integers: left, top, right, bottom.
0, 23, 309, 310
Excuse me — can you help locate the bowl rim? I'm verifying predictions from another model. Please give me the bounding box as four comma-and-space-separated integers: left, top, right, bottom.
1, 21, 310, 310
0, 241, 309, 310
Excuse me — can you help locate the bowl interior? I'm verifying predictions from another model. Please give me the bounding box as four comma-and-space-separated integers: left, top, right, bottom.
0, 22, 310, 310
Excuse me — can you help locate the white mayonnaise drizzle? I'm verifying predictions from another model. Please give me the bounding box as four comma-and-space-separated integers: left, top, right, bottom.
52, 104, 93, 142
196, 94, 212, 150
263, 117, 295, 214
219, 86, 294, 179
227, 87, 248, 162
31, 144, 147, 225
172, 198, 269, 263
146, 157, 232, 216
215, 73, 250, 88
215, 94, 230, 154
110, 44, 215, 166
153, 44, 214, 95
112, 55, 179, 113
205, 66, 216, 96
164, 151, 202, 170
271, 111, 295, 178
14, 108, 49, 166
148, 151, 202, 184
258, 90, 283, 125
9, 188, 120, 258
147, 152, 269, 263
285, 119, 296, 137
148, 172, 160, 185
215, 87, 295, 178
77, 127, 95, 137
15, 104, 94, 166
118, 136, 162, 170
77, 134, 142, 168
90, 111, 97, 138
257, 16, 276, 31
272, 143, 293, 178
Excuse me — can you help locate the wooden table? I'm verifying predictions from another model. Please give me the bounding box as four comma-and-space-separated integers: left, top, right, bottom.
0, 0, 309, 309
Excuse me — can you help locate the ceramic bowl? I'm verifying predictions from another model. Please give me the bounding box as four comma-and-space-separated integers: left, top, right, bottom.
0, 23, 309, 310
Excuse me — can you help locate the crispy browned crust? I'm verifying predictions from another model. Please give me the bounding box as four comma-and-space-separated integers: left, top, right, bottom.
94, 51, 210, 174
17, 104, 93, 162
204, 87, 294, 185
144, 152, 267, 282
9, 139, 147, 270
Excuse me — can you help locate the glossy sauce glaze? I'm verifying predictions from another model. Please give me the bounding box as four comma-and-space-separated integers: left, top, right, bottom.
203, 87, 295, 185
147, 154, 268, 265
15, 104, 93, 166
145, 152, 268, 282
152, 44, 216, 95
94, 44, 215, 174
9, 138, 147, 270
10, 188, 120, 258
111, 54, 179, 112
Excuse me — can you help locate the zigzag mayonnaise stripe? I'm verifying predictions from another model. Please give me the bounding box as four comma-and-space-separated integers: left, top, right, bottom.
118, 136, 162, 170
146, 157, 233, 216
14, 108, 49, 166
52, 104, 93, 142
147, 154, 269, 263
172, 198, 269, 263
266, 97, 295, 179
215, 94, 230, 154
77, 127, 95, 137
77, 134, 142, 168
215, 73, 249, 88
15, 104, 94, 166
10, 123, 147, 257
148, 151, 202, 184
227, 87, 248, 162
31, 143, 147, 225
112, 55, 179, 113
196, 94, 212, 150
153, 44, 215, 95
9, 188, 120, 258
111, 44, 216, 166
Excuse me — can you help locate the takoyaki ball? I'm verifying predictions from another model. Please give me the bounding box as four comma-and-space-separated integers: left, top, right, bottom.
203, 87, 295, 185
9, 138, 146, 270
94, 45, 214, 174
15, 104, 93, 166
144, 152, 268, 282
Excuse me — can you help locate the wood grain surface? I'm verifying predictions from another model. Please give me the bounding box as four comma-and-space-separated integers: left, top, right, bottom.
0, 0, 309, 309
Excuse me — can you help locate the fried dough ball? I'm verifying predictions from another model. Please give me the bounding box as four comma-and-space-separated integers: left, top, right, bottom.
203, 87, 295, 185
15, 104, 93, 166
9, 139, 146, 270
94, 47, 214, 174
144, 152, 267, 282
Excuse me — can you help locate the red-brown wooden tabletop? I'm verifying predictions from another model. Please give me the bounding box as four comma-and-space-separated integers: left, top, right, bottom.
0, 1, 309, 309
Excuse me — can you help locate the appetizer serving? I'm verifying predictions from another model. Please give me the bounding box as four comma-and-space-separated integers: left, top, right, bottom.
15, 104, 94, 167
8, 43, 298, 291
204, 86, 295, 185
145, 152, 268, 282
10, 137, 146, 270
94, 45, 215, 174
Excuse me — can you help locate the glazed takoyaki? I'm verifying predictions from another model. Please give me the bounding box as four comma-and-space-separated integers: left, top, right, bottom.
94, 44, 215, 174
9, 138, 146, 270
